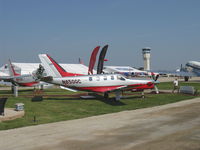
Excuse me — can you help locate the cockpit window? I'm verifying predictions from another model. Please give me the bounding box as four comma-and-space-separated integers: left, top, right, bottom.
117, 75, 126, 81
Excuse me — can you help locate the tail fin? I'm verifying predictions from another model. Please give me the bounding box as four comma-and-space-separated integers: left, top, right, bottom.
88, 46, 100, 75
8, 59, 20, 76
38, 54, 82, 77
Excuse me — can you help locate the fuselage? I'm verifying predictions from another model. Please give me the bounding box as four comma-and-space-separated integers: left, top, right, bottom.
14, 74, 40, 87
186, 61, 200, 70
48, 74, 155, 93
186, 61, 200, 76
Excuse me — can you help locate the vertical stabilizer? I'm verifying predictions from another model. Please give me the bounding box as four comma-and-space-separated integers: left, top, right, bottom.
39, 54, 82, 77
8, 59, 20, 76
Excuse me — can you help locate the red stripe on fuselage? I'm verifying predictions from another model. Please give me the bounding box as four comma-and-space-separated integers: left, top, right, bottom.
18, 81, 39, 87
74, 85, 122, 93
126, 83, 154, 91
68, 83, 154, 93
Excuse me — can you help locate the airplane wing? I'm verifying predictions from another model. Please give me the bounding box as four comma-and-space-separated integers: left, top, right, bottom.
77, 84, 147, 93
150, 69, 198, 77
60, 86, 78, 92
0, 76, 18, 86
156, 70, 196, 77
70, 85, 128, 93
173, 71, 197, 77
0, 74, 40, 86
0, 74, 32, 81
0, 76, 13, 82
88, 83, 153, 93
107, 85, 127, 92
90, 85, 128, 93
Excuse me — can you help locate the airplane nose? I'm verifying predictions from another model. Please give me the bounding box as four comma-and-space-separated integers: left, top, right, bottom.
147, 82, 153, 86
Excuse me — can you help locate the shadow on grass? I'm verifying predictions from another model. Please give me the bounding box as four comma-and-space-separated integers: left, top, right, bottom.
43, 97, 83, 101
99, 98, 126, 106
19, 89, 34, 92
121, 95, 144, 100
90, 94, 126, 106
43, 95, 126, 106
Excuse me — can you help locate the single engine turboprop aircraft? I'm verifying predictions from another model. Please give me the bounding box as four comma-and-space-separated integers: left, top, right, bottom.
38, 54, 158, 100
0, 59, 45, 87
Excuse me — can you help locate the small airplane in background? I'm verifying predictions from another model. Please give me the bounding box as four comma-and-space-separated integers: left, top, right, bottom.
38, 53, 159, 100
0, 59, 47, 87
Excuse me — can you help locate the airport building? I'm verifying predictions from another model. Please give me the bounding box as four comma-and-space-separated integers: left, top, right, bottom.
0, 63, 94, 76
103, 66, 148, 77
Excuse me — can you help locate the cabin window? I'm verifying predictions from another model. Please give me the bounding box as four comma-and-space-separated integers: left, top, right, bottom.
89, 77, 92, 81
111, 76, 114, 80
103, 76, 107, 80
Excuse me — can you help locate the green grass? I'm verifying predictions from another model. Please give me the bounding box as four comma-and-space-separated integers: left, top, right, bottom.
157, 81, 200, 92
0, 87, 197, 130
0, 87, 82, 96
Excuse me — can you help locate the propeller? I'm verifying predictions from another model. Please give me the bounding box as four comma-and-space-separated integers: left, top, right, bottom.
154, 74, 160, 81
150, 72, 160, 94
34, 64, 45, 80
151, 72, 159, 81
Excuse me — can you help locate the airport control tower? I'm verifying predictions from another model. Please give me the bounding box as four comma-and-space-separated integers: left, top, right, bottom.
142, 47, 151, 71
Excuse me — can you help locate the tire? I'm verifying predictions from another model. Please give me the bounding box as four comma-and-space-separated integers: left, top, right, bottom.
104, 92, 109, 99
184, 76, 189, 82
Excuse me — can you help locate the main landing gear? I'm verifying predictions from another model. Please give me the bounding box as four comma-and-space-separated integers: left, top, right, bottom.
104, 92, 109, 99
104, 91, 121, 101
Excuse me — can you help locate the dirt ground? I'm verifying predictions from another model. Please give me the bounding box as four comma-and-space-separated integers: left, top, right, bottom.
0, 108, 24, 122
0, 98, 200, 150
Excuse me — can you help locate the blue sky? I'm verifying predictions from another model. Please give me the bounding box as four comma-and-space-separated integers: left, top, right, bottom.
0, 0, 200, 70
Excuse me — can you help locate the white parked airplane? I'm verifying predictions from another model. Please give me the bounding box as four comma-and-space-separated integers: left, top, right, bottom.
0, 60, 46, 87
38, 54, 158, 100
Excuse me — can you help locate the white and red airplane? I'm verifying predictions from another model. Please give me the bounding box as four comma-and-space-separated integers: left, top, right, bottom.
38, 54, 158, 100
0, 59, 46, 87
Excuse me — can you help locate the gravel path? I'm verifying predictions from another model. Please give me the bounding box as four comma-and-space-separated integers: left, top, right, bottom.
0, 98, 200, 150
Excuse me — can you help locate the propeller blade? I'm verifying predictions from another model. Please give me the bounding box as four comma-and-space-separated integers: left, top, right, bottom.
97, 45, 108, 74
155, 74, 160, 81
